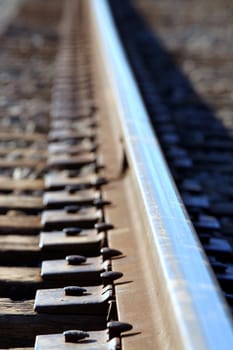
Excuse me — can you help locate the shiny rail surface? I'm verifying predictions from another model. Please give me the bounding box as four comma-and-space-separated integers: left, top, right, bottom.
89, 0, 233, 349
0, 0, 22, 34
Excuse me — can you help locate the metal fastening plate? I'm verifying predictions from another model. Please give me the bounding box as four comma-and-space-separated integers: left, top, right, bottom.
39, 230, 105, 256
194, 214, 221, 232
41, 208, 102, 230
47, 153, 96, 169
48, 144, 94, 156
181, 179, 202, 193
182, 194, 210, 209
51, 109, 90, 120
203, 238, 233, 259
217, 265, 233, 291
45, 173, 98, 190
41, 257, 109, 284
48, 139, 93, 154
34, 285, 112, 314
43, 190, 98, 209
35, 331, 119, 350
48, 130, 95, 142
50, 119, 93, 131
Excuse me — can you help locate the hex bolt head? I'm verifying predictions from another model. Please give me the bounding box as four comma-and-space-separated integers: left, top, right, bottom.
63, 227, 82, 236
101, 271, 123, 285
63, 330, 89, 343
66, 255, 86, 265
65, 205, 81, 213
93, 198, 111, 208
89, 105, 98, 116
90, 144, 98, 152
101, 247, 122, 260
66, 185, 80, 194
64, 286, 87, 296
107, 321, 133, 339
68, 171, 79, 178
95, 222, 114, 233
93, 177, 108, 187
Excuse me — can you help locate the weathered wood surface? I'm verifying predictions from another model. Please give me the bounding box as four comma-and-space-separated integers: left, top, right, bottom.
0, 235, 40, 265
0, 233, 103, 265
0, 266, 41, 283
0, 132, 47, 142
0, 215, 42, 234
0, 265, 103, 297
0, 232, 103, 262
0, 177, 44, 191
0, 195, 43, 210
0, 159, 45, 169
0, 235, 38, 251
0, 299, 105, 347
0, 267, 42, 299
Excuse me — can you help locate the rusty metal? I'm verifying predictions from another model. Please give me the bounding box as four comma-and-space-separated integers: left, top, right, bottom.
35, 322, 132, 349
47, 153, 97, 170
39, 229, 105, 256
43, 190, 99, 209
89, 0, 233, 349
41, 256, 110, 284
35, 332, 120, 349
63, 330, 90, 343
41, 208, 102, 230
34, 285, 113, 314
64, 286, 87, 296
45, 173, 106, 191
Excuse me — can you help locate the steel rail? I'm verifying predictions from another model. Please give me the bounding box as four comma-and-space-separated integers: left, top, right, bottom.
0, 0, 23, 34
88, 0, 233, 349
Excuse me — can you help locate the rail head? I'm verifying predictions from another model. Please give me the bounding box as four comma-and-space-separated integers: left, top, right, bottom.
88, 0, 233, 349
0, 0, 23, 35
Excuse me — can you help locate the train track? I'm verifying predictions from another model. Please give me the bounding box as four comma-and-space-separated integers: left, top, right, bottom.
0, 0, 232, 349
